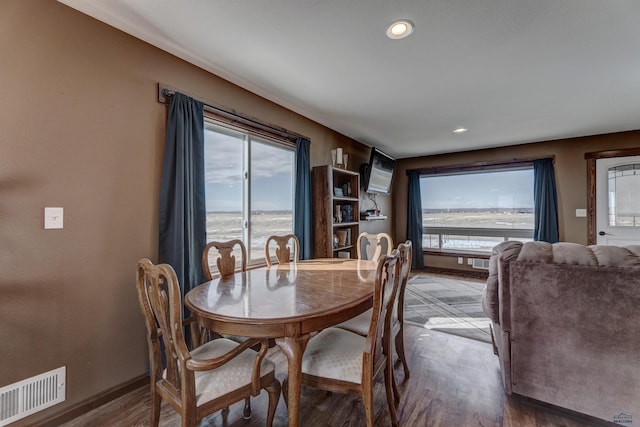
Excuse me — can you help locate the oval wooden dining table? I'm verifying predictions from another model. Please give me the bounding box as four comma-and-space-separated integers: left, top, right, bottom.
185, 258, 378, 427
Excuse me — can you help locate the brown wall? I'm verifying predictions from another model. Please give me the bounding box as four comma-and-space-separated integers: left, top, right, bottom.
0, 1, 378, 422
5, 0, 637, 420
393, 130, 640, 271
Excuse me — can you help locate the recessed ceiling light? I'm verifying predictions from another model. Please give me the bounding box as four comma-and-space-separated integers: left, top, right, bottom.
386, 19, 414, 40
453, 127, 468, 134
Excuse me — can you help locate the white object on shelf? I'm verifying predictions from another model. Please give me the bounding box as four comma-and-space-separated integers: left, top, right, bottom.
361, 214, 387, 221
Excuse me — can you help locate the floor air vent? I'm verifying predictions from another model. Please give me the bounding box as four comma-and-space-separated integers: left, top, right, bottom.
0, 367, 66, 426
472, 258, 490, 270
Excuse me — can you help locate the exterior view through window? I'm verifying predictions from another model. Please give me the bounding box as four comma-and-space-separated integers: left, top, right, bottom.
204, 121, 295, 265
420, 168, 534, 253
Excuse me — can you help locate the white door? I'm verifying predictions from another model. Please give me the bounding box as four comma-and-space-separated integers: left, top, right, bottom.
596, 156, 640, 245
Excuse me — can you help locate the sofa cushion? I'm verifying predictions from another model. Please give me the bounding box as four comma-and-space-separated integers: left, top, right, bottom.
516, 241, 640, 267
589, 244, 640, 267
518, 241, 597, 265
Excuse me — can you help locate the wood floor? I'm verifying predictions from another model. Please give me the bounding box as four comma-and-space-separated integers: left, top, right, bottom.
60, 326, 607, 427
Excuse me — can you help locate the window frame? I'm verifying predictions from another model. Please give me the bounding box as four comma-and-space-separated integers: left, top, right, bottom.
203, 112, 296, 266
417, 160, 535, 254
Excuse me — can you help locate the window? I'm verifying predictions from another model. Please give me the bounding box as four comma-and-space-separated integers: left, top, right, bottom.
204, 119, 295, 265
608, 163, 640, 227
420, 167, 534, 253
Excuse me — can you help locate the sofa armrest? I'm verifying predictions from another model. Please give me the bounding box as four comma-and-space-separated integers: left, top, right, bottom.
482, 241, 522, 326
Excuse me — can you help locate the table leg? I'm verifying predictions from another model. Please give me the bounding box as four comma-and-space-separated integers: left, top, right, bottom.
275, 334, 310, 427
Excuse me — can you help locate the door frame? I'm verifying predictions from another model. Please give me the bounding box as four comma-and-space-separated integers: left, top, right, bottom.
585, 147, 640, 244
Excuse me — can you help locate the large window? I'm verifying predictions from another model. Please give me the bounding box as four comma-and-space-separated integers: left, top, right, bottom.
204, 120, 295, 265
420, 167, 534, 253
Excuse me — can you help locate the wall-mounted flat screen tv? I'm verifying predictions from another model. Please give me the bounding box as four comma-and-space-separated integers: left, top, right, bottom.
361, 147, 396, 195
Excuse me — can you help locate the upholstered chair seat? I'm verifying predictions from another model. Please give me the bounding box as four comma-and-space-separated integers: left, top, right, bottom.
185, 338, 276, 405
335, 309, 371, 336
301, 327, 366, 384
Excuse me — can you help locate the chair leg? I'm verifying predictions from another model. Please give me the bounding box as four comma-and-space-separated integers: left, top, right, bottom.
395, 328, 410, 380
392, 362, 400, 407
182, 407, 197, 427
243, 397, 252, 419
362, 384, 375, 427
265, 379, 281, 427
385, 359, 399, 427
150, 391, 161, 427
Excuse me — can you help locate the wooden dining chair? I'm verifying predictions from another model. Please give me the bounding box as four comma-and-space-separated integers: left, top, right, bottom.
284, 251, 401, 427
336, 240, 413, 403
136, 259, 280, 427
333, 231, 394, 335
390, 240, 412, 402
202, 239, 247, 280
334, 231, 394, 340
201, 239, 259, 418
264, 234, 299, 266
356, 232, 393, 262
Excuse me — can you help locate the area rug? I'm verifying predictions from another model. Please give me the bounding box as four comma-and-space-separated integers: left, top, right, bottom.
404, 273, 492, 343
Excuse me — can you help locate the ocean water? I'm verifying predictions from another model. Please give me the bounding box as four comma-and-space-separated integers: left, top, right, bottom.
423, 211, 534, 252
206, 210, 533, 258
206, 211, 293, 261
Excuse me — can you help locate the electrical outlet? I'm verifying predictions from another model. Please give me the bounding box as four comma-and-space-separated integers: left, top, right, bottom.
467, 258, 473, 265
457, 257, 463, 264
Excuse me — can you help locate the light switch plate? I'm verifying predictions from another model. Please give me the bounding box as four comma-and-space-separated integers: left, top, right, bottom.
575, 208, 587, 218
44, 207, 64, 229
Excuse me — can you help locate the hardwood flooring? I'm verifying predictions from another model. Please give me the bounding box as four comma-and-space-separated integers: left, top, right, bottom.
60, 326, 607, 427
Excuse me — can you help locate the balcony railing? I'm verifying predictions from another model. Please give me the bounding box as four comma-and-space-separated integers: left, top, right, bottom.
423, 226, 534, 253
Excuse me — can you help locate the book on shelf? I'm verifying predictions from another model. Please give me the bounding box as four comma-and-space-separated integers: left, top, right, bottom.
340, 204, 353, 222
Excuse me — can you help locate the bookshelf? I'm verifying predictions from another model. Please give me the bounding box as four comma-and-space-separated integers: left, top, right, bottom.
312, 165, 360, 258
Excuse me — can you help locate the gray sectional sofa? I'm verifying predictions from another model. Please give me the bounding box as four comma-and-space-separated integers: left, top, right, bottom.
482, 240, 640, 426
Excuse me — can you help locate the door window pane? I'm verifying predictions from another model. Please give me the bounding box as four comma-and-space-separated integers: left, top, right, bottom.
608, 163, 640, 227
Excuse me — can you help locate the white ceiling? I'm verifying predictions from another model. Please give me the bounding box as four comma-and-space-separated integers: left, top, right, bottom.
59, 0, 640, 159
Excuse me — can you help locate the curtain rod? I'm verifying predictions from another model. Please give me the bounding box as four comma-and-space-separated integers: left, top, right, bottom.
157, 83, 307, 141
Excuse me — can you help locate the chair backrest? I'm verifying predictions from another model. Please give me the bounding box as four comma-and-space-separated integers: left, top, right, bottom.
365, 249, 401, 368
202, 239, 247, 279
264, 234, 300, 266
356, 232, 393, 261
392, 241, 413, 330
136, 259, 190, 394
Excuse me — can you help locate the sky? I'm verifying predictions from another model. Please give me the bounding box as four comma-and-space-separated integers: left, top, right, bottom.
204, 127, 294, 212
420, 169, 534, 210
205, 126, 534, 212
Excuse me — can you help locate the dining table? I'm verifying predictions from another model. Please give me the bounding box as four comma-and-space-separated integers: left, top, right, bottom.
184, 257, 379, 427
